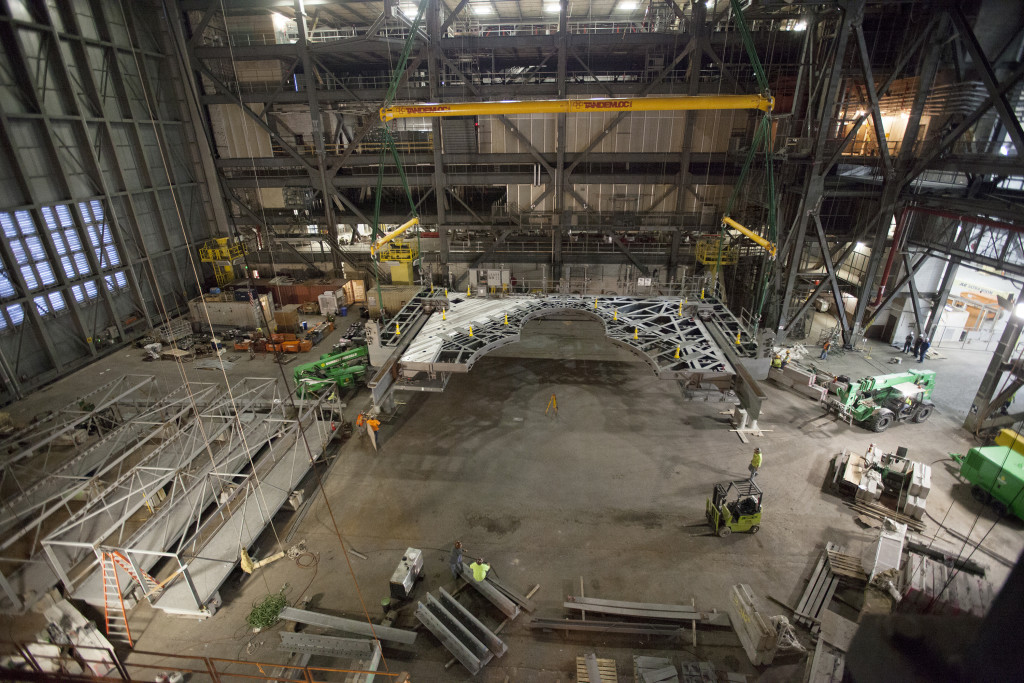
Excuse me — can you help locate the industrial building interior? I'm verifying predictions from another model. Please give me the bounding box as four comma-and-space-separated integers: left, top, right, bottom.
1, 0, 1023, 681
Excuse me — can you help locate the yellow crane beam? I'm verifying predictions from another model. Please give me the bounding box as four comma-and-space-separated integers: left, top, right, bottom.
380, 94, 773, 121
721, 216, 777, 258
370, 217, 420, 258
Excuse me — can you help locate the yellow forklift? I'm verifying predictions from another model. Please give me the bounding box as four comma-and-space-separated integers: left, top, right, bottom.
706, 480, 763, 536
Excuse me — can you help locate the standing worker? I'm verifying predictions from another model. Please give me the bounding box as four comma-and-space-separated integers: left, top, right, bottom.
913, 335, 923, 357
903, 333, 914, 354
470, 558, 490, 582
918, 337, 930, 363
820, 340, 831, 360
448, 541, 463, 579
748, 448, 763, 481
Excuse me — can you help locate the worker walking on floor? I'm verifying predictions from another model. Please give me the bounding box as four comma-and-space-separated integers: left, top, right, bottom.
918, 337, 930, 363
903, 333, 914, 353
913, 335, 923, 357
819, 340, 830, 360
470, 558, 490, 582
449, 541, 463, 579
748, 448, 763, 481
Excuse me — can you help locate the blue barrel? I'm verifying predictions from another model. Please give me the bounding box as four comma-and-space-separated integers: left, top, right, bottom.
340, 306, 348, 317
301, 320, 309, 331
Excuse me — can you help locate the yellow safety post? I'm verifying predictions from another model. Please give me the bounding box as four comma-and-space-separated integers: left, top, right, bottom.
395, 322, 401, 336
442, 308, 447, 321
701, 288, 705, 300
679, 300, 683, 316
634, 327, 639, 340
674, 346, 681, 359
444, 288, 448, 298
735, 332, 742, 345
381, 94, 775, 122
545, 393, 558, 417
594, 299, 598, 309
468, 325, 473, 337
504, 314, 508, 326
614, 309, 618, 321
467, 286, 471, 297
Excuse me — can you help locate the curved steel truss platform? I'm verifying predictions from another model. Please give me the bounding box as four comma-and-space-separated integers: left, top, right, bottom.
398, 294, 741, 382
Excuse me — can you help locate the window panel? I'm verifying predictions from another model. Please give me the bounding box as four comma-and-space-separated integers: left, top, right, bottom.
0, 272, 14, 299
33, 295, 48, 315
71, 284, 84, 303
6, 303, 23, 325
47, 291, 65, 312
114, 271, 127, 288
84, 280, 98, 298
20, 265, 37, 290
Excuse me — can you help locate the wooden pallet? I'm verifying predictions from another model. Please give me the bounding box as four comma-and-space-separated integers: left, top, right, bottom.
794, 543, 843, 633
826, 551, 868, 583
577, 655, 618, 683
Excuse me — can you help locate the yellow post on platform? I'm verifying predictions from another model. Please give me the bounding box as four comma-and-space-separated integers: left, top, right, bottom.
504, 314, 508, 325
467, 286, 471, 297
679, 300, 683, 315
700, 289, 705, 300
634, 327, 639, 340
395, 322, 401, 335
614, 309, 618, 321
545, 393, 558, 417
735, 332, 741, 345
468, 325, 474, 337
442, 308, 447, 321
675, 346, 681, 359
444, 288, 448, 298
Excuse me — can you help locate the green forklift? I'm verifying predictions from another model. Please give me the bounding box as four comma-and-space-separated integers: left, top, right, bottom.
706, 480, 763, 536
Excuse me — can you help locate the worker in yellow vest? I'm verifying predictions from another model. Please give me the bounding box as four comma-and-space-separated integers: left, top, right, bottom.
470, 558, 490, 582
749, 448, 763, 481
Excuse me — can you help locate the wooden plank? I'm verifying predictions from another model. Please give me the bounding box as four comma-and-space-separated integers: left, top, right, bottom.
576, 654, 618, 683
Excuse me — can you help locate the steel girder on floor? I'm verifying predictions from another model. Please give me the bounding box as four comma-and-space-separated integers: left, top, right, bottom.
398, 294, 744, 385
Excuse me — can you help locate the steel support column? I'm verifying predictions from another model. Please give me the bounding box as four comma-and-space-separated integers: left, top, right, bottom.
964, 290, 1024, 433
427, 0, 448, 267
778, 1, 858, 343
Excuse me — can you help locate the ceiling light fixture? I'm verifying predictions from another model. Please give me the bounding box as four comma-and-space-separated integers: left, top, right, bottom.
617, 1, 639, 10
472, 3, 494, 15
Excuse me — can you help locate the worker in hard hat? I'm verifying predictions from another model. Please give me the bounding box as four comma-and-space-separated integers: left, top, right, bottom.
469, 558, 490, 582
449, 541, 463, 579
748, 448, 763, 481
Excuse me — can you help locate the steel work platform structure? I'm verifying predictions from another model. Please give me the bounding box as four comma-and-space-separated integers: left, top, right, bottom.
0, 376, 190, 613
398, 294, 741, 387
39, 379, 337, 618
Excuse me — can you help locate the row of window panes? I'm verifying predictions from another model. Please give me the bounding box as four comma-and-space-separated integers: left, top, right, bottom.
0, 271, 129, 331
0, 202, 127, 330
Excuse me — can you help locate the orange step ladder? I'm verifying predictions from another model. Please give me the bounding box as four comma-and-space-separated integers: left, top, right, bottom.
100, 551, 160, 647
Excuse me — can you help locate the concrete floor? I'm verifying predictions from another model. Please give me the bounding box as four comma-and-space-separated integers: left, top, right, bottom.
5, 311, 1023, 681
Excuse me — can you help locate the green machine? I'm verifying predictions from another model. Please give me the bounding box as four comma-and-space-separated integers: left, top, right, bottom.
706, 480, 763, 536
293, 345, 369, 397
951, 446, 1024, 521
828, 369, 936, 432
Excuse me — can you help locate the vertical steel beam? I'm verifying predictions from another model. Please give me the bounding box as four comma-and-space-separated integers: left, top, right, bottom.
811, 213, 851, 338
951, 7, 1024, 154
294, 0, 341, 273
963, 290, 1024, 433
850, 15, 945, 336
778, 1, 858, 342
553, 0, 569, 282
427, 0, 449, 267
901, 252, 924, 333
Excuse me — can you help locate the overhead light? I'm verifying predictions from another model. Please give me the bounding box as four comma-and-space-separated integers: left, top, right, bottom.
855, 109, 866, 117
399, 4, 418, 17
1015, 302, 1024, 318
472, 3, 494, 15
617, 1, 639, 10
544, 2, 562, 14
793, 20, 807, 31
